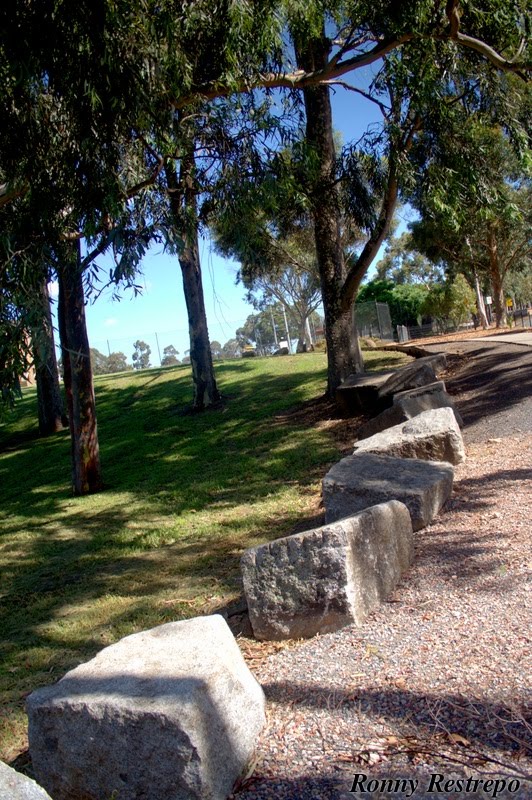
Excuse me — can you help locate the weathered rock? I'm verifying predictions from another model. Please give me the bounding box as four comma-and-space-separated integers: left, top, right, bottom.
357, 381, 463, 439
336, 370, 394, 414
353, 408, 466, 465
27, 616, 266, 800
241, 501, 413, 641
357, 404, 409, 439
377, 355, 447, 400
395, 382, 463, 427
323, 453, 453, 531
0, 761, 52, 800
393, 379, 446, 401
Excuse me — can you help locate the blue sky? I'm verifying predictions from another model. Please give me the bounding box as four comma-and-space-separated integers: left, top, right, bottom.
75, 70, 403, 365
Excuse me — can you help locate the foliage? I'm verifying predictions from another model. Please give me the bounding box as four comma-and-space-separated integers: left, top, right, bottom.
505, 267, 532, 307
422, 273, 477, 330
132, 340, 151, 370
1, 0, 529, 401
376, 231, 444, 285
357, 279, 429, 327
161, 345, 180, 367
221, 338, 241, 358
236, 305, 323, 355
447, 273, 478, 327
90, 349, 131, 375
209, 341, 223, 360
408, 102, 531, 326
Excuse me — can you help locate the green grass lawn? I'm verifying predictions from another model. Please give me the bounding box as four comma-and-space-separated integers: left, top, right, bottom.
0, 350, 410, 761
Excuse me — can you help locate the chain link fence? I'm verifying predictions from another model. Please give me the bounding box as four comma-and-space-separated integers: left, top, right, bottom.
353, 301, 394, 341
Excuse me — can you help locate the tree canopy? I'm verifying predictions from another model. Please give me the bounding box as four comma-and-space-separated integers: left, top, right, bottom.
1, 0, 530, 489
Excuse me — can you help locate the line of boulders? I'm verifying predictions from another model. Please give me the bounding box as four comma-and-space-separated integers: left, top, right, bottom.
5, 352, 465, 800
241, 353, 465, 641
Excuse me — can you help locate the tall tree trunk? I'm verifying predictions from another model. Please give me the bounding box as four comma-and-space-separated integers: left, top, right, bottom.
295, 311, 315, 353
179, 223, 221, 409
296, 34, 363, 396
34, 279, 66, 435
165, 156, 221, 411
472, 268, 489, 329
487, 223, 507, 327
57, 245, 103, 494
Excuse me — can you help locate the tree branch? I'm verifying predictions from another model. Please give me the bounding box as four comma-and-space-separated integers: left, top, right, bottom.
325, 81, 391, 116
174, 24, 529, 111
173, 35, 415, 109
340, 116, 421, 311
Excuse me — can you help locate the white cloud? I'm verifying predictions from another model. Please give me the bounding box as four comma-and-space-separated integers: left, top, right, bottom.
48, 280, 59, 299
104, 317, 118, 328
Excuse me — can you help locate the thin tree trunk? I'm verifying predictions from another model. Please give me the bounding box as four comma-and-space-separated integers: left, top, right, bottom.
165, 156, 221, 410
57, 245, 102, 494
179, 225, 221, 409
488, 223, 507, 327
296, 33, 363, 396
473, 268, 489, 329
34, 279, 66, 435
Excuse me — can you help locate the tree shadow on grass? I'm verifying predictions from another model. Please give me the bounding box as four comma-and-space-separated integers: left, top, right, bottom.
0, 361, 346, 754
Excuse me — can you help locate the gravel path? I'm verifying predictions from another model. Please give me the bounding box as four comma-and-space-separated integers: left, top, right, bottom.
234, 342, 532, 800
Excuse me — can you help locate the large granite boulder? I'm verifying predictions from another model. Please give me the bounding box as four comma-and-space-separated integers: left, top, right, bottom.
377, 355, 447, 401
241, 501, 413, 641
356, 403, 409, 440
357, 381, 463, 440
353, 407, 466, 465
393, 382, 463, 427
27, 616, 266, 800
323, 453, 453, 531
335, 370, 394, 414
0, 761, 52, 800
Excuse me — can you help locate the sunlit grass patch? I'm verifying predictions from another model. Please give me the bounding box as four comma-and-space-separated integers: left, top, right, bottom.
0, 349, 411, 760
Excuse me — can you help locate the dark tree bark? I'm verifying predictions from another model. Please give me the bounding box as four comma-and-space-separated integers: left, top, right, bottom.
57, 244, 102, 494
165, 153, 221, 411
296, 34, 364, 396
34, 279, 66, 435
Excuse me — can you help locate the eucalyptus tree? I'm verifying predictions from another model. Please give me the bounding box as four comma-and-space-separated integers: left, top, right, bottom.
0, 0, 163, 492
284, 1, 529, 392
1, 0, 529, 432
33, 280, 66, 435
409, 118, 531, 328
213, 188, 324, 353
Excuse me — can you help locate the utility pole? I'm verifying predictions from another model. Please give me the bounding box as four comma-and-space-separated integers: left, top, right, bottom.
155, 332, 162, 365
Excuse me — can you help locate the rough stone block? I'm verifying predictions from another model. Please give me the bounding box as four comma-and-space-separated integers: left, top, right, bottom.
323, 453, 453, 531
393, 379, 446, 401
377, 355, 447, 400
241, 501, 413, 641
393, 381, 463, 427
353, 407, 466, 465
357, 381, 463, 440
336, 370, 394, 414
357, 404, 408, 440
0, 761, 52, 800
27, 616, 266, 800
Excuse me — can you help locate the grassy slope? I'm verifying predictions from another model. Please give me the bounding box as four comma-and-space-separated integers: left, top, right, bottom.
0, 351, 409, 760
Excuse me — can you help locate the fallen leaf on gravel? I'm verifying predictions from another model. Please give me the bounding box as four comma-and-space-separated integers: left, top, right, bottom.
448, 733, 471, 747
